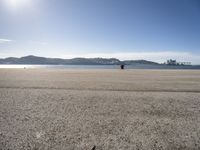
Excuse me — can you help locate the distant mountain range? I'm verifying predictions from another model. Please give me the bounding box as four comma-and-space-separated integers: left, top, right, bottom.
0, 55, 160, 65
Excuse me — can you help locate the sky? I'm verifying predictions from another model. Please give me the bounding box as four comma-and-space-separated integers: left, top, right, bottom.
0, 0, 200, 64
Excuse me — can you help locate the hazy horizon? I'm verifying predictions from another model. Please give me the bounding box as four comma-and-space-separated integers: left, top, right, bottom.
0, 0, 200, 64
0, 53, 198, 65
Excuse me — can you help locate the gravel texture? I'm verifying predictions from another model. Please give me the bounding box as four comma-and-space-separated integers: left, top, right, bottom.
0, 69, 200, 150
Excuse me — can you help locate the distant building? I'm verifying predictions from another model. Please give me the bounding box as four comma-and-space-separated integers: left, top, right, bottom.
177, 62, 191, 65
167, 59, 177, 65
166, 59, 191, 66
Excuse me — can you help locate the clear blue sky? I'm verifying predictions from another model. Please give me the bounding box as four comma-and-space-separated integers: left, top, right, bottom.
0, 0, 200, 63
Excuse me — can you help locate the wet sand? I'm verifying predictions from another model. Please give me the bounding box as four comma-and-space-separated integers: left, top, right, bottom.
0, 69, 200, 149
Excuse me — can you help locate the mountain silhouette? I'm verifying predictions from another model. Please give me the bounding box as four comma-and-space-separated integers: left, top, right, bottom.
0, 55, 159, 65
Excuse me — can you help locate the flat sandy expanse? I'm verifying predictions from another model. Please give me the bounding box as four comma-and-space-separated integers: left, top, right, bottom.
0, 69, 200, 150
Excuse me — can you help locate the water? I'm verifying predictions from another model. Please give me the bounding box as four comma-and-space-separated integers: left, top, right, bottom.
0, 64, 200, 69
0, 65, 119, 69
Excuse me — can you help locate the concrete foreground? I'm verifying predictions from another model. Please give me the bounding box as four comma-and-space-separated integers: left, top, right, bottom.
0, 69, 200, 150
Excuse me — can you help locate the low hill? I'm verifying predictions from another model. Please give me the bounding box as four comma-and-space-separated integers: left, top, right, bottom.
0, 55, 161, 65
123, 60, 159, 65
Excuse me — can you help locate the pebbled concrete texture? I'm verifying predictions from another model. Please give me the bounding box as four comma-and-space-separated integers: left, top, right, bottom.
0, 69, 200, 150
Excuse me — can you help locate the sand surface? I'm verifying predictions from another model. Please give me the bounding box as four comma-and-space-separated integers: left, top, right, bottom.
0, 69, 200, 150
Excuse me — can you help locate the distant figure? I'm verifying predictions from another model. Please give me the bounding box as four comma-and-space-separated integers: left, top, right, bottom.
120, 64, 125, 70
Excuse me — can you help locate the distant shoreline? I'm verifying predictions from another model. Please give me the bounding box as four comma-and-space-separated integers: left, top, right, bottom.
0, 55, 199, 67
0, 64, 200, 69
